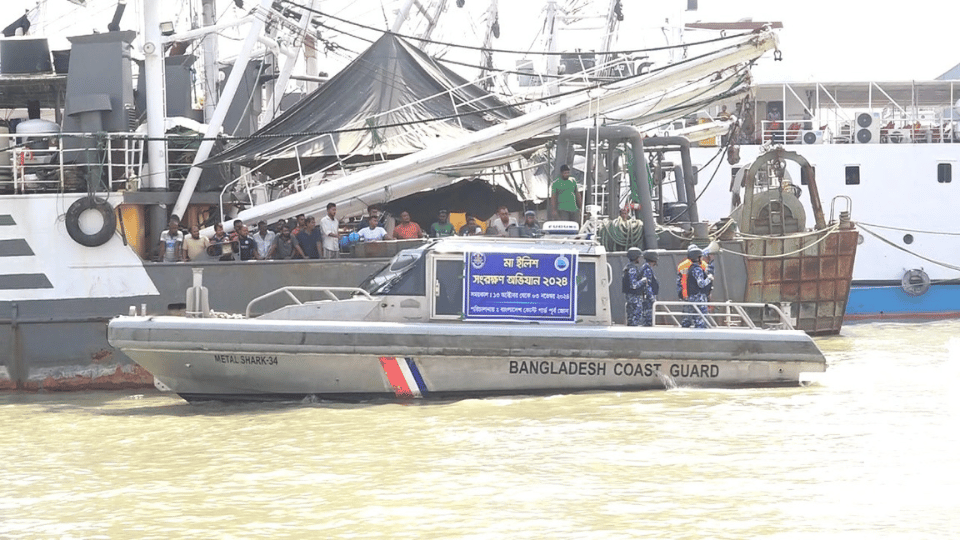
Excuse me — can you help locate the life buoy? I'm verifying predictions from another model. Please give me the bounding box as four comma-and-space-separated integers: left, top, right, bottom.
901, 269, 930, 297
65, 196, 117, 247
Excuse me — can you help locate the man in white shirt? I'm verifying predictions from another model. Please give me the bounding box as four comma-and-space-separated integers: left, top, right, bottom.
357, 215, 391, 242
319, 202, 340, 259
252, 220, 276, 259
157, 218, 183, 262
487, 205, 518, 236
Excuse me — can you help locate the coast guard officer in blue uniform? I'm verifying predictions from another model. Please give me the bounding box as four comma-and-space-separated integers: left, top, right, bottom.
638, 249, 659, 326
622, 248, 643, 325
677, 244, 713, 328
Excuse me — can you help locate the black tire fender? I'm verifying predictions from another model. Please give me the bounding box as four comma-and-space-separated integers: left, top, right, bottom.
65, 196, 117, 247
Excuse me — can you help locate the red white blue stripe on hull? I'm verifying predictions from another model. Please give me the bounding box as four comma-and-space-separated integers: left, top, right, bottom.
379, 357, 428, 398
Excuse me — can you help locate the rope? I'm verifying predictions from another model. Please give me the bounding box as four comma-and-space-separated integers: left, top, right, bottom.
281, 0, 754, 56
715, 223, 842, 259
598, 218, 645, 251
857, 223, 960, 273
735, 224, 835, 240
856, 221, 960, 237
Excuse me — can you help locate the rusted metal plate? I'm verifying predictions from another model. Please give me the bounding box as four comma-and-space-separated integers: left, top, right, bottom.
741, 227, 858, 335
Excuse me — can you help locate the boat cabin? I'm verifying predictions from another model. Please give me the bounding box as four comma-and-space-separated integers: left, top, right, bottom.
359, 237, 611, 325
254, 237, 613, 326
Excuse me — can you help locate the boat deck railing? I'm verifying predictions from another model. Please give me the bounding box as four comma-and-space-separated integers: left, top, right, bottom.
652, 301, 795, 330
245, 286, 374, 318
0, 131, 199, 194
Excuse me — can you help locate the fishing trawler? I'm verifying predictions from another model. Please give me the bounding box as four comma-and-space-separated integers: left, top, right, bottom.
107, 237, 826, 402
1, 0, 793, 391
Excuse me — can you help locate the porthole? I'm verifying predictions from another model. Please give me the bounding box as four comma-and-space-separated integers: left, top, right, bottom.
903, 234, 914, 245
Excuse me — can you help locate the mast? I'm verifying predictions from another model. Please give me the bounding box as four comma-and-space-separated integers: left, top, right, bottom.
142, 0, 168, 192
201, 0, 219, 122
544, 0, 559, 96
666, 0, 686, 64
392, 0, 416, 32
598, 0, 621, 75
479, 0, 499, 90
417, 0, 449, 42
262, 0, 318, 124
170, 0, 273, 221
303, 33, 319, 93
392, 0, 449, 41
600, 0, 621, 53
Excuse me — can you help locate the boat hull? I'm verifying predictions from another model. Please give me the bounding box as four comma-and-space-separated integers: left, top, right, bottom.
108, 317, 826, 401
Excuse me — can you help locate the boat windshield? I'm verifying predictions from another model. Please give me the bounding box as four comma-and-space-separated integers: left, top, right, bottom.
359, 247, 427, 296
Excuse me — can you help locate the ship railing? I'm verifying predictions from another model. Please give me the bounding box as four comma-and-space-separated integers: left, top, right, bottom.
245, 286, 374, 318
0, 131, 145, 194
758, 119, 959, 145
651, 300, 795, 330
217, 132, 348, 221
759, 120, 805, 145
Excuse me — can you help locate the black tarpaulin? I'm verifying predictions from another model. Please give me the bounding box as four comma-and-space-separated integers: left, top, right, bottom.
207, 33, 525, 178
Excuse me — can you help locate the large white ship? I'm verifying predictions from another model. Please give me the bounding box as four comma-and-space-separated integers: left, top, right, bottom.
686, 80, 960, 320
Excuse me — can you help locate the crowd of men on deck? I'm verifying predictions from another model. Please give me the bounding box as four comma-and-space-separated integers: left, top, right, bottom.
154, 203, 551, 263
155, 162, 609, 262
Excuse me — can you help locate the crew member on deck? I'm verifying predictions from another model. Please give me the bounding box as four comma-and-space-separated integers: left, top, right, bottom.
393, 211, 427, 239
319, 203, 340, 259
550, 164, 582, 223
518, 210, 541, 238
487, 205, 518, 237
157, 218, 183, 262
622, 247, 645, 326
676, 244, 713, 328
430, 210, 456, 237
639, 250, 659, 326
358, 214, 391, 242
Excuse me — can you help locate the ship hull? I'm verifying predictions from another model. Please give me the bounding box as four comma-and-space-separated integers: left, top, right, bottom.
846, 283, 960, 320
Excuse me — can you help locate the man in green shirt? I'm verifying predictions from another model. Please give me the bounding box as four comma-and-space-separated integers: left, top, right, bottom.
551, 164, 582, 223
430, 209, 456, 237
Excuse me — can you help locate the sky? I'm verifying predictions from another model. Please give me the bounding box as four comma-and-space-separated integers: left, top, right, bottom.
4, 0, 958, 82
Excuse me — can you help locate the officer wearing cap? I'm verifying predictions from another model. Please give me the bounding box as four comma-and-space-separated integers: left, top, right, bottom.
639, 249, 660, 326
676, 244, 714, 328
518, 210, 541, 238
622, 247, 645, 326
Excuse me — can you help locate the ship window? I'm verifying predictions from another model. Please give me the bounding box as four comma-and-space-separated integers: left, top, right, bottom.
576, 262, 597, 316
937, 163, 952, 183
434, 259, 464, 316
844, 166, 860, 185
800, 165, 814, 186
730, 167, 740, 186
360, 249, 426, 296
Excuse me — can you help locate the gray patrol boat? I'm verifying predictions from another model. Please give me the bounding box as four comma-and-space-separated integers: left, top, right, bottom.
107, 237, 826, 402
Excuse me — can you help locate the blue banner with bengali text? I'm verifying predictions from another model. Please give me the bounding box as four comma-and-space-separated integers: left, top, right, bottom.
463, 252, 578, 322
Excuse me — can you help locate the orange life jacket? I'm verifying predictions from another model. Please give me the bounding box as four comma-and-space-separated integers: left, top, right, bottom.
677, 259, 708, 300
